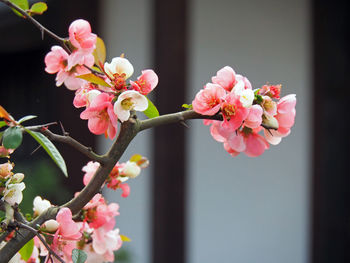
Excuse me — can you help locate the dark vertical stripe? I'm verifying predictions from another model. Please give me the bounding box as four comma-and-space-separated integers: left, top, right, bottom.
153, 0, 188, 262
312, 0, 350, 262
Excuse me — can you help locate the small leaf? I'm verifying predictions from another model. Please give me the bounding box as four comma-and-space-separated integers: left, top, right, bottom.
93, 37, 106, 66
143, 97, 159, 119
9, 0, 29, 17
129, 154, 142, 163
19, 238, 34, 261
0, 121, 7, 128
72, 249, 87, 263
120, 234, 132, 242
76, 73, 111, 87
182, 103, 192, 110
17, 115, 37, 124
29, 2, 47, 15
2, 127, 23, 149
25, 129, 68, 177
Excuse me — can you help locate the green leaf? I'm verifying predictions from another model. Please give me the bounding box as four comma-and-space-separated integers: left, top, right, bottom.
182, 103, 192, 110
29, 2, 47, 15
76, 73, 111, 87
72, 249, 87, 263
143, 97, 159, 119
2, 127, 23, 149
25, 129, 68, 177
0, 121, 7, 128
9, 0, 29, 17
93, 37, 106, 66
120, 234, 132, 242
17, 115, 37, 124
19, 238, 34, 261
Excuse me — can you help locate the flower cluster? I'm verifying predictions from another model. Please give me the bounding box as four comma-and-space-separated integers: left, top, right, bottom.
44, 19, 158, 139
192, 66, 296, 157
0, 162, 25, 206
82, 154, 149, 197
27, 195, 122, 263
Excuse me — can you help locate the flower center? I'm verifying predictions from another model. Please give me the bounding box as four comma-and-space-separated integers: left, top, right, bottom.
222, 104, 236, 120
121, 98, 134, 110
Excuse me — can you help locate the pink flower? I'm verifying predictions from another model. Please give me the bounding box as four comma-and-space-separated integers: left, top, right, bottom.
192, 83, 226, 115
259, 84, 281, 99
44, 46, 90, 90
120, 183, 130, 198
73, 84, 95, 108
80, 93, 119, 139
130, 69, 159, 95
82, 161, 100, 186
56, 208, 82, 240
212, 66, 236, 92
244, 132, 269, 157
244, 105, 263, 129
221, 92, 249, 131
264, 94, 296, 145
69, 19, 96, 51
92, 227, 122, 262
67, 19, 96, 70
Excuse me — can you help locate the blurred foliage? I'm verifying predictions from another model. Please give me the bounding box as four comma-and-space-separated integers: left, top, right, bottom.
17, 158, 72, 214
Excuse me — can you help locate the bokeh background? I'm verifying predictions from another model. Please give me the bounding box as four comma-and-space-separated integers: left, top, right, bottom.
0, 0, 348, 263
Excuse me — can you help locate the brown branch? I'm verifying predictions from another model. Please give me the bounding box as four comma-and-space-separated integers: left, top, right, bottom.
0, 118, 140, 262
0, 0, 68, 51
25, 125, 106, 163
15, 222, 65, 263
140, 109, 223, 131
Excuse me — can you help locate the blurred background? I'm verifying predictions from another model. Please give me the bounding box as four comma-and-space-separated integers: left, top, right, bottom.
0, 0, 348, 263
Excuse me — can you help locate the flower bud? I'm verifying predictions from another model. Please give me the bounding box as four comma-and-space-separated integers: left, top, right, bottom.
262, 114, 279, 130
121, 161, 141, 178
11, 173, 24, 183
33, 196, 52, 216
43, 219, 59, 232
0, 162, 13, 178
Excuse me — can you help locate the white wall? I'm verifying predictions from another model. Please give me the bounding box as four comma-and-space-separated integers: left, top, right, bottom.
99, 1, 152, 263
187, 1, 311, 263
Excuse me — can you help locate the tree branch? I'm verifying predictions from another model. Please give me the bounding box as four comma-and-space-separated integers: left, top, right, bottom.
0, 118, 140, 262
25, 125, 106, 163
140, 109, 223, 131
0, 0, 68, 50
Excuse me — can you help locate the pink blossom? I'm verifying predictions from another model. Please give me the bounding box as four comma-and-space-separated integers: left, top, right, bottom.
192, 83, 226, 116
0, 146, 13, 158
259, 84, 281, 99
211, 66, 236, 92
244, 132, 270, 157
68, 19, 96, 51
261, 96, 277, 116
130, 69, 158, 95
44, 46, 90, 90
236, 74, 253, 90
56, 208, 82, 240
80, 93, 118, 139
92, 227, 122, 262
264, 94, 296, 145
221, 92, 249, 131
120, 183, 130, 198
244, 105, 263, 129
82, 161, 100, 186
223, 142, 240, 157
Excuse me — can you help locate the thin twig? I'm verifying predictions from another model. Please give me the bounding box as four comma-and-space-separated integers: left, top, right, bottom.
0, 0, 68, 52
25, 125, 106, 163
16, 222, 65, 263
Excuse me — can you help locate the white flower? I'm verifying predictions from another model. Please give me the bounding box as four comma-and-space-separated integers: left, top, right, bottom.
114, 90, 148, 122
104, 57, 134, 79
33, 196, 52, 215
232, 80, 254, 108
3, 182, 25, 205
10, 173, 24, 183
120, 161, 141, 179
